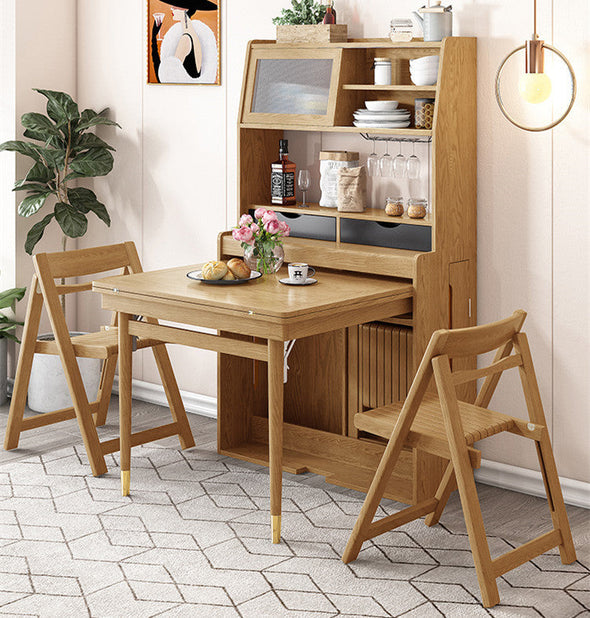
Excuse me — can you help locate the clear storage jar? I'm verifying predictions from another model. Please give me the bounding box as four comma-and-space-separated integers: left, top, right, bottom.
415, 98, 435, 129
385, 196, 404, 216
407, 198, 428, 219
390, 19, 414, 42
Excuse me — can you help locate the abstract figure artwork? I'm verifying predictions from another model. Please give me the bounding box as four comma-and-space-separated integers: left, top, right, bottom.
148, 0, 220, 84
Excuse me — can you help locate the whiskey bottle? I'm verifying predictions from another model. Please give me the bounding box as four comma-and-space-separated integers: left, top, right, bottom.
271, 139, 296, 206
323, 0, 336, 24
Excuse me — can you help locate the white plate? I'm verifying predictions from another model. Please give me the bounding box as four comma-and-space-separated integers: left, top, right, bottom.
354, 109, 410, 116
354, 112, 411, 122
353, 120, 411, 128
279, 277, 318, 286
187, 270, 262, 285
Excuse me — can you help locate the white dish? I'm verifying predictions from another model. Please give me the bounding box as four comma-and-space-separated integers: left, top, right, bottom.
354, 109, 410, 116
364, 100, 399, 112
353, 112, 411, 122
353, 120, 411, 128
187, 270, 262, 285
410, 55, 439, 68
279, 277, 318, 286
410, 74, 438, 86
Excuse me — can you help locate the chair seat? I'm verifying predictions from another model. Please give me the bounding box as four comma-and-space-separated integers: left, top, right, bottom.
355, 393, 515, 446
35, 327, 158, 359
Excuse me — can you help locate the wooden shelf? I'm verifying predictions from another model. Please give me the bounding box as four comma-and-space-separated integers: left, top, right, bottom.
253, 203, 433, 227
343, 84, 438, 92
239, 123, 432, 137
252, 38, 443, 50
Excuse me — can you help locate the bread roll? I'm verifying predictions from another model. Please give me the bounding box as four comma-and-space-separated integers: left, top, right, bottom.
227, 258, 251, 280
202, 260, 228, 281
222, 270, 236, 280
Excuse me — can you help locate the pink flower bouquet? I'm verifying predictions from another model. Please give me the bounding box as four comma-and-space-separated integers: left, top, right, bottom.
232, 209, 290, 274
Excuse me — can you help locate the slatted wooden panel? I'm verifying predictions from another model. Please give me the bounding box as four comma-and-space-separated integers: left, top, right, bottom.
348, 322, 415, 436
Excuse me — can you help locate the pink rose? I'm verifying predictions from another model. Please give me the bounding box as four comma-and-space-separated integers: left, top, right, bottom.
233, 226, 254, 245
278, 220, 290, 237
262, 210, 278, 224
254, 207, 267, 220
250, 222, 259, 235
264, 219, 280, 234
239, 214, 253, 227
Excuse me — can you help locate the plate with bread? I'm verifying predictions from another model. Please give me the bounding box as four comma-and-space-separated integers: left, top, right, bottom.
187, 258, 261, 285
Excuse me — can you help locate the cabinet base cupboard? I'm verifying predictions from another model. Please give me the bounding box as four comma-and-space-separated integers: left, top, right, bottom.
218, 37, 477, 504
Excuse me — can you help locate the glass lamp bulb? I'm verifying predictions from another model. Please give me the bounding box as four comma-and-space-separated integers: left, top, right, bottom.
518, 72, 552, 104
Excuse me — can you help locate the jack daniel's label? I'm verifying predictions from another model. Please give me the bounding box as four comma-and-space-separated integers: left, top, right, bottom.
271, 163, 294, 204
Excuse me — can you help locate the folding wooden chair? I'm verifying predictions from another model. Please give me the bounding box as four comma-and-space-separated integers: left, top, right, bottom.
342, 311, 576, 608
3, 242, 195, 477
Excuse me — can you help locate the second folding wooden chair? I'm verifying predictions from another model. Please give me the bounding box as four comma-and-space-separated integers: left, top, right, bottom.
3, 242, 195, 478
342, 311, 576, 608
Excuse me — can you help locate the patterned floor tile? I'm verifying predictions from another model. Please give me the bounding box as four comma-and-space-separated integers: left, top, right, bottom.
0, 442, 586, 618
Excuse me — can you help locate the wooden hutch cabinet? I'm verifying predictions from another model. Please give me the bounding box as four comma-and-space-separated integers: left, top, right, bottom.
217, 37, 477, 505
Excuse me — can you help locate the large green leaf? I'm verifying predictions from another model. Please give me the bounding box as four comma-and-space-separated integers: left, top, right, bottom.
18, 191, 51, 217
40, 147, 66, 170
0, 325, 21, 343
0, 140, 41, 162
0, 287, 26, 310
68, 187, 111, 226
21, 112, 58, 137
54, 202, 88, 238
24, 161, 53, 184
24, 212, 54, 254
13, 179, 49, 193
34, 89, 79, 125
69, 148, 114, 178
77, 108, 121, 132
73, 133, 115, 153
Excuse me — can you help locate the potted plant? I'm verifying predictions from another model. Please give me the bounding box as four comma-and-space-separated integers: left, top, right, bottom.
0, 89, 120, 412
0, 286, 26, 406
273, 0, 347, 44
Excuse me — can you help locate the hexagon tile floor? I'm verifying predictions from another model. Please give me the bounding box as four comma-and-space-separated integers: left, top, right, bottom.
0, 443, 588, 617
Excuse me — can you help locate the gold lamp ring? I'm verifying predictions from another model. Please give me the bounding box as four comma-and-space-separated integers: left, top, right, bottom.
495, 43, 577, 132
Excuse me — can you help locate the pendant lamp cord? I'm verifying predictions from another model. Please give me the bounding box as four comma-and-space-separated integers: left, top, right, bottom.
533, 0, 537, 39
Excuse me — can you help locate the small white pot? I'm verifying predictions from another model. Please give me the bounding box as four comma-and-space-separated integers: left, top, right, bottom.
27, 333, 102, 413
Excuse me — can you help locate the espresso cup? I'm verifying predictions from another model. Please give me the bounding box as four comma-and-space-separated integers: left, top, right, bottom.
288, 263, 315, 283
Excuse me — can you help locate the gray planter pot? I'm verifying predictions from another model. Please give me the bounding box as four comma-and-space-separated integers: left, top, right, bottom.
0, 338, 7, 406
27, 333, 102, 413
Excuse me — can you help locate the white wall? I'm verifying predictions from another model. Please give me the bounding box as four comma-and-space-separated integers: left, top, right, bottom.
10, 1, 588, 484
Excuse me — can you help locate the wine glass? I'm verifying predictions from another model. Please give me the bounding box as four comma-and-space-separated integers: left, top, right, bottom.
367, 138, 380, 177
393, 141, 406, 178
380, 141, 393, 177
298, 170, 311, 207
406, 141, 421, 179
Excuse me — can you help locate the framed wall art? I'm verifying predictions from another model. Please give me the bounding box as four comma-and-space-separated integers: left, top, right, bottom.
147, 0, 220, 85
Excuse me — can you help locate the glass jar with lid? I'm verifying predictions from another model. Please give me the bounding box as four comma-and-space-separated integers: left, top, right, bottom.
373, 58, 392, 86
390, 19, 414, 43
385, 196, 404, 216
407, 198, 428, 219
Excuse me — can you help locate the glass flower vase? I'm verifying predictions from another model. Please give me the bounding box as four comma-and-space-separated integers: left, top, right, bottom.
244, 244, 284, 275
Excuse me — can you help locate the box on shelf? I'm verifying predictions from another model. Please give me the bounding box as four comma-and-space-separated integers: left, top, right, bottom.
276, 24, 348, 44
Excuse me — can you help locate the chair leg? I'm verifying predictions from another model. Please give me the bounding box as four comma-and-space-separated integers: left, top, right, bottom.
151, 344, 195, 450
425, 460, 456, 527
93, 356, 117, 427
4, 282, 43, 451
536, 430, 577, 564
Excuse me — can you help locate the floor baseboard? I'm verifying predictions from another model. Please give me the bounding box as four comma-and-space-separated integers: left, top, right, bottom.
116, 377, 590, 510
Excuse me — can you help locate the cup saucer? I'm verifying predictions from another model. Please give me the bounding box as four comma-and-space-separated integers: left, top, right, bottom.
279, 277, 318, 286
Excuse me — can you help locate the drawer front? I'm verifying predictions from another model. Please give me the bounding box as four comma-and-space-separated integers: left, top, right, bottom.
341, 219, 432, 252
276, 211, 337, 242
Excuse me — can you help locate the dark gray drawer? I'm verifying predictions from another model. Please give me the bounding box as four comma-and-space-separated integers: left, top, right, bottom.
272, 211, 337, 242
341, 219, 432, 252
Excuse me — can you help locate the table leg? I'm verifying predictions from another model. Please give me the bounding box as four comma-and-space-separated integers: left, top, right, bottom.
268, 339, 284, 543
118, 312, 132, 496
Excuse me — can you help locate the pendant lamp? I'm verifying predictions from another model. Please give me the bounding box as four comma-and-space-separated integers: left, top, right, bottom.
495, 0, 576, 132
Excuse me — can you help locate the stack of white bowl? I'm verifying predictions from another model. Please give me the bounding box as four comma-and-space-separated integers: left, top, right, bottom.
409, 55, 439, 86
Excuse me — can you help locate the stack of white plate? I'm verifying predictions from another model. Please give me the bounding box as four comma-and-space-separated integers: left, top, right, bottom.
409, 55, 439, 86
353, 101, 411, 129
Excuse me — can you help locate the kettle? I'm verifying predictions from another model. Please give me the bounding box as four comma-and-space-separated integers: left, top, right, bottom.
413, 1, 453, 42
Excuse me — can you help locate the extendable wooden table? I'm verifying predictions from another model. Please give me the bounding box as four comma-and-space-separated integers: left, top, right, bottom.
93, 265, 413, 543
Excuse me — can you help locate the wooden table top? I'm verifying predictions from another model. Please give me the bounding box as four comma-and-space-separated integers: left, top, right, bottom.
93, 265, 413, 319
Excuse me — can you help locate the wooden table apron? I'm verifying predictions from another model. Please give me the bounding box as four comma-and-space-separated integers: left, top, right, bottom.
93, 265, 413, 543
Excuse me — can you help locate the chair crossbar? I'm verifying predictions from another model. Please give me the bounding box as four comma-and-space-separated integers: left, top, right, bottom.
100, 422, 181, 455
365, 499, 438, 541
55, 282, 93, 295
452, 354, 522, 385
20, 402, 101, 431
492, 530, 562, 578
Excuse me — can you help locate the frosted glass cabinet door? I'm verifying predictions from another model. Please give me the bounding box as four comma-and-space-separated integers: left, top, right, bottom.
242, 49, 342, 126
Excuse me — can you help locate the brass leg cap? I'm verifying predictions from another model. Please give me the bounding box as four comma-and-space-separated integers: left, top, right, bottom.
121, 470, 130, 496
271, 515, 281, 544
